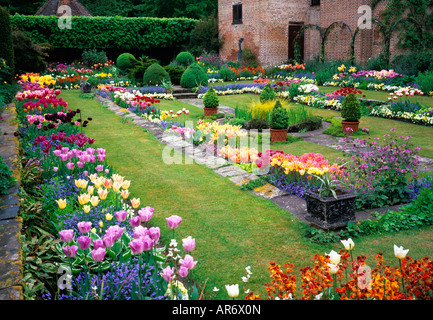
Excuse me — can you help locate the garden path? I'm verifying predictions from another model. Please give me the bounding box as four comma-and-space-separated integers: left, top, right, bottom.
0, 103, 23, 300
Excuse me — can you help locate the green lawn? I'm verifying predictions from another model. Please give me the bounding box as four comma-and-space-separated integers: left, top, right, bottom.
60, 90, 433, 299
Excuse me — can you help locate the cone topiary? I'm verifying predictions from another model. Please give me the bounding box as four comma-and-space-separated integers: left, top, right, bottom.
341, 93, 361, 122
142, 63, 171, 86
269, 100, 289, 129
203, 86, 219, 108
259, 83, 276, 103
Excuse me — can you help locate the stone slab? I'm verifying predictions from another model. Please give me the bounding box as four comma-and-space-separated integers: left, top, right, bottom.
229, 173, 259, 186
251, 183, 288, 199
0, 218, 23, 293
213, 164, 246, 177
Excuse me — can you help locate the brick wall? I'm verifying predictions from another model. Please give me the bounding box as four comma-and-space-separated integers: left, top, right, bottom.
218, 0, 406, 67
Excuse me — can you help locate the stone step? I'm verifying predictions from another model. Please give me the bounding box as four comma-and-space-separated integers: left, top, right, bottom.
173, 92, 198, 99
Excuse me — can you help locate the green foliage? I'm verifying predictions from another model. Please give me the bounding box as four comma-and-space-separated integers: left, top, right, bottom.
81, 49, 107, 68
180, 62, 208, 88
269, 100, 289, 129
0, 156, 14, 195
259, 84, 276, 103
142, 63, 171, 86
219, 66, 235, 82
241, 48, 258, 68
187, 11, 222, 56
163, 65, 185, 85
416, 70, 433, 94
0, 5, 14, 83
176, 51, 194, 67
116, 53, 137, 71
341, 93, 362, 122
202, 86, 219, 108
323, 117, 367, 137
288, 115, 322, 132
10, 15, 197, 52
13, 26, 50, 74
128, 56, 159, 83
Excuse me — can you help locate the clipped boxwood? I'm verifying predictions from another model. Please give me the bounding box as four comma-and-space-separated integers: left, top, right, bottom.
341, 93, 361, 122
142, 63, 171, 86
269, 100, 289, 129
180, 63, 208, 88
259, 83, 276, 103
203, 86, 219, 108
176, 51, 194, 67
117, 53, 137, 71
163, 65, 185, 85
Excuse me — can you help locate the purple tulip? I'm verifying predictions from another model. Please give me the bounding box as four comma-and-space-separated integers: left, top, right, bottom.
106, 225, 124, 240
115, 210, 128, 222
59, 229, 74, 243
166, 215, 182, 229
129, 239, 144, 255
77, 221, 92, 234
77, 236, 91, 251
102, 233, 116, 248
138, 207, 153, 222
182, 236, 195, 253
93, 239, 104, 250
141, 236, 154, 251
129, 216, 141, 228
133, 225, 148, 239
63, 245, 78, 258
148, 227, 160, 243
91, 247, 106, 262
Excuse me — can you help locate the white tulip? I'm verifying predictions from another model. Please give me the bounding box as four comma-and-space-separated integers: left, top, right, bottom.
326, 250, 341, 265
394, 245, 409, 260
341, 238, 355, 251
225, 284, 239, 299
327, 263, 339, 275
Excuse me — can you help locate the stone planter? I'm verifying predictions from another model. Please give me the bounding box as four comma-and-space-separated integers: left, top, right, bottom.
304, 190, 357, 230
341, 120, 360, 133
204, 107, 218, 117
270, 128, 288, 142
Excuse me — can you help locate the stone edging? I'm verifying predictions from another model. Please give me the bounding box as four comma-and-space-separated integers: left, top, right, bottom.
0, 103, 23, 300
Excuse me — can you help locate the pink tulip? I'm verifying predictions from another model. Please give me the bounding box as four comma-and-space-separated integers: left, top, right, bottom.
160, 266, 175, 282
166, 215, 182, 229
105, 225, 124, 240
59, 229, 74, 243
138, 207, 153, 222
77, 235, 91, 251
133, 225, 148, 239
180, 254, 197, 270
63, 245, 78, 258
91, 247, 106, 262
148, 227, 160, 243
178, 266, 189, 278
66, 162, 75, 170
93, 239, 104, 250
115, 210, 128, 222
102, 233, 116, 248
129, 239, 144, 255
77, 221, 92, 234
182, 236, 195, 253
141, 236, 154, 251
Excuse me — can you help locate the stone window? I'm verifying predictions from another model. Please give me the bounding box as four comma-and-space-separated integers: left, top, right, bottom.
311, 0, 320, 5
232, 3, 242, 24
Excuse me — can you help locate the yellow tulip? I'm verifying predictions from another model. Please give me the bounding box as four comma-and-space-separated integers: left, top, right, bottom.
106, 213, 113, 221
98, 188, 109, 200
131, 198, 140, 209
75, 179, 88, 189
55, 198, 67, 209
122, 180, 131, 189
112, 181, 122, 193
78, 193, 90, 205
83, 205, 91, 213
87, 186, 95, 195
90, 196, 100, 207
120, 189, 129, 199
91, 228, 96, 233
104, 179, 113, 189
99, 221, 104, 228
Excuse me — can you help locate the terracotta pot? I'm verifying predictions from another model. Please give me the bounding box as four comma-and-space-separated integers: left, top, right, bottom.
341, 120, 360, 134
304, 190, 357, 230
204, 107, 218, 117
270, 128, 288, 142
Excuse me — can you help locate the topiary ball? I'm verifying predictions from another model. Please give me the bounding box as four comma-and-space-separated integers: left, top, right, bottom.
341, 93, 361, 122
180, 63, 208, 88
116, 53, 137, 71
269, 100, 289, 129
203, 86, 219, 108
176, 51, 194, 67
142, 63, 171, 86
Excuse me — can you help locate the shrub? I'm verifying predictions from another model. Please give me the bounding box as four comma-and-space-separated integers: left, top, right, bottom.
116, 53, 138, 71
250, 99, 289, 121
180, 63, 208, 88
128, 56, 159, 83
142, 63, 171, 86
259, 83, 276, 103
0, 6, 14, 83
202, 86, 219, 108
219, 66, 235, 81
0, 156, 14, 195
81, 49, 107, 67
163, 65, 185, 85
269, 100, 289, 129
241, 48, 258, 68
416, 70, 433, 94
176, 51, 194, 67
341, 93, 361, 122
187, 12, 223, 56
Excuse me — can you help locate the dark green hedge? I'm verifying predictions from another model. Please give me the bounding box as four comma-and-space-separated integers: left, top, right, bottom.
10, 15, 197, 51
0, 6, 15, 82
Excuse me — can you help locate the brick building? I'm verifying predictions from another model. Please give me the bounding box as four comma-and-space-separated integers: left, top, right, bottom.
218, 0, 406, 67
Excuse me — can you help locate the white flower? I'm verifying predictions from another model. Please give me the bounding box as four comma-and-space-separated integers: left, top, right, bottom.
225, 284, 239, 299
394, 244, 409, 260
327, 263, 339, 275
326, 250, 341, 265
341, 238, 355, 251
213, 287, 219, 292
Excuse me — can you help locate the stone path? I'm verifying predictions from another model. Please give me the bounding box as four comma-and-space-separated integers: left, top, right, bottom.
0, 103, 22, 300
